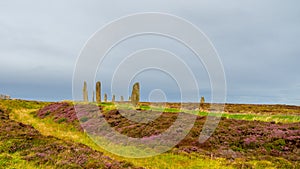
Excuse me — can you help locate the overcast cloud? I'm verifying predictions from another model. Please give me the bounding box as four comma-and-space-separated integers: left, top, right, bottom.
0, 0, 299, 105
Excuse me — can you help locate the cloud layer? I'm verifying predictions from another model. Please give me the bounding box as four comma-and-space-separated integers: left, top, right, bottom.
0, 0, 299, 105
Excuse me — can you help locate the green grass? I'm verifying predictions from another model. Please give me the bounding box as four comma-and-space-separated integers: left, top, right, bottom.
0, 99, 50, 110
114, 103, 300, 123
0, 152, 43, 169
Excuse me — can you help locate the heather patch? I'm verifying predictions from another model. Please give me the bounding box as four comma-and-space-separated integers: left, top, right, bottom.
37, 102, 300, 167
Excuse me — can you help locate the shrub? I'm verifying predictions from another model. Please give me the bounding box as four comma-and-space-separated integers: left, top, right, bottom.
57, 118, 66, 124
45, 111, 51, 117
80, 117, 89, 123
273, 139, 286, 146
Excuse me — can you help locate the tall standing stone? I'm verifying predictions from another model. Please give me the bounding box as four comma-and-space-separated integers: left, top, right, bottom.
131, 82, 140, 107
200, 96, 205, 110
96, 81, 101, 103
83, 81, 88, 102
92, 91, 95, 102
104, 93, 107, 102
120, 96, 124, 102
112, 95, 115, 102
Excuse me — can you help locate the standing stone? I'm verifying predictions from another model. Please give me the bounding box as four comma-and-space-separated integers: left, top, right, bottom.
96, 81, 101, 103
104, 93, 107, 102
112, 95, 115, 102
200, 96, 205, 110
120, 96, 124, 102
92, 91, 95, 102
83, 81, 88, 102
129, 96, 131, 101
131, 82, 140, 107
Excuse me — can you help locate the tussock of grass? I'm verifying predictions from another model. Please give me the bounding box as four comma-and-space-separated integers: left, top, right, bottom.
0, 152, 41, 169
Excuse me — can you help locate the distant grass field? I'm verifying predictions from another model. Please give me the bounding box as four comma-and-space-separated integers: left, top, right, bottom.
116, 102, 300, 123
1, 100, 299, 168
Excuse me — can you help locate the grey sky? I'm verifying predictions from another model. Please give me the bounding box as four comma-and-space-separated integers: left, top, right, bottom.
0, 0, 299, 105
